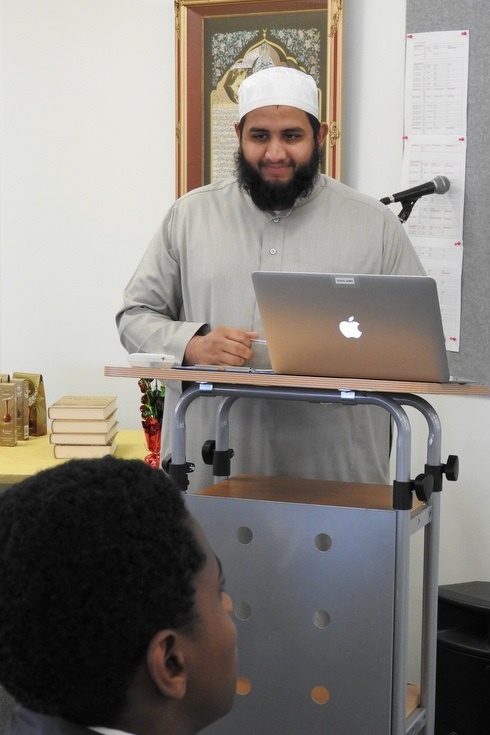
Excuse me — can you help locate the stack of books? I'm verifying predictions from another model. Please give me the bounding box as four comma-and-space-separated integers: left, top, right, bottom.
48, 395, 118, 458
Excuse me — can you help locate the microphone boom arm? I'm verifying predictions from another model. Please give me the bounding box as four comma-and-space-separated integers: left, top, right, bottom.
396, 196, 418, 224
380, 193, 421, 224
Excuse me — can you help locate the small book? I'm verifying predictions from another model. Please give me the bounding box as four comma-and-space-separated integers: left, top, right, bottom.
50, 423, 118, 446
53, 440, 117, 459
48, 395, 117, 420
50, 410, 118, 434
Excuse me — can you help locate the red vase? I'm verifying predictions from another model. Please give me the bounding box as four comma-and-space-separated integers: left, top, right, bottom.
142, 418, 162, 467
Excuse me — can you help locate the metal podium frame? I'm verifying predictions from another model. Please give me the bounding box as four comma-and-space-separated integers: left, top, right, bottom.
167, 381, 447, 735
105, 366, 488, 734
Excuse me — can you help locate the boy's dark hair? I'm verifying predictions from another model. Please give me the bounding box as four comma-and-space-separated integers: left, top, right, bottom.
0, 457, 205, 725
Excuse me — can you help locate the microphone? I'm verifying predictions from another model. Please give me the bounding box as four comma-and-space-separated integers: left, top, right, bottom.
380, 175, 450, 205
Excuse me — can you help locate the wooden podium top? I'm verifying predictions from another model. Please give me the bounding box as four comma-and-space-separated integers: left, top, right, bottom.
105, 365, 489, 396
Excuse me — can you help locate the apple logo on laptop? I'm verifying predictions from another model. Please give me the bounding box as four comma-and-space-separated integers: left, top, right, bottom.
339, 316, 362, 339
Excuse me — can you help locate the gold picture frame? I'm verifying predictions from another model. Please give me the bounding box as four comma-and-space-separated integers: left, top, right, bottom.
175, 0, 343, 196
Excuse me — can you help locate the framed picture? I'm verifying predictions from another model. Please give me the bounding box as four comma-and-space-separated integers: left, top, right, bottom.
175, 0, 343, 195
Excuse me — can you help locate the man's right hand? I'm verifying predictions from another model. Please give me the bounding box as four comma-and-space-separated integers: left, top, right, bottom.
184, 327, 260, 366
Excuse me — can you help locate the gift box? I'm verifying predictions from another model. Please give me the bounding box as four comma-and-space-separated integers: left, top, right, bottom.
0, 382, 17, 447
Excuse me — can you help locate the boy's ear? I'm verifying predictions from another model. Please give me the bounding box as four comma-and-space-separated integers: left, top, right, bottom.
146, 630, 188, 700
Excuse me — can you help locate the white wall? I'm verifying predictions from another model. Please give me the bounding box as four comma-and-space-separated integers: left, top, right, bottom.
0, 0, 174, 425
1, 0, 489, 668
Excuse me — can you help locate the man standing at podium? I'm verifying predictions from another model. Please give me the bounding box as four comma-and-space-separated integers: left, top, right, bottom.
117, 66, 424, 491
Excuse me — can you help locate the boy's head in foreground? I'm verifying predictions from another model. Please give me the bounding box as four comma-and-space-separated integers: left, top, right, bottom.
0, 457, 237, 735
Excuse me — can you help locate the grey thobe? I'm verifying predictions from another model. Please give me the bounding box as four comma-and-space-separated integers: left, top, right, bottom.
117, 175, 425, 491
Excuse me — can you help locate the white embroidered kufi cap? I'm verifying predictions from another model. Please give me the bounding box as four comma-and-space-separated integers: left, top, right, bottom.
238, 66, 319, 121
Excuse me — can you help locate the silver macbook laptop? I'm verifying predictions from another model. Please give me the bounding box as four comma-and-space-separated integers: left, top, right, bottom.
252, 271, 450, 382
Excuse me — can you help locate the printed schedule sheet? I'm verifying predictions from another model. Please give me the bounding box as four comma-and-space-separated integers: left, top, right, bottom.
402, 30, 469, 351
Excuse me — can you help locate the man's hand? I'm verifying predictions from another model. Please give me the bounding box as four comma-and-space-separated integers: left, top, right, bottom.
184, 327, 260, 366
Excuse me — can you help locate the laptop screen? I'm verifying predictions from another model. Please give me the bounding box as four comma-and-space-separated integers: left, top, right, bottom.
252, 271, 450, 382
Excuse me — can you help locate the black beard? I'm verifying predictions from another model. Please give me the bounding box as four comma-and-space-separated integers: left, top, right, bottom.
235, 145, 321, 211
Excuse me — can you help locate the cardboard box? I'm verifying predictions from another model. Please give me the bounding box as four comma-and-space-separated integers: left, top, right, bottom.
0, 382, 17, 446
0, 373, 10, 383
11, 378, 29, 440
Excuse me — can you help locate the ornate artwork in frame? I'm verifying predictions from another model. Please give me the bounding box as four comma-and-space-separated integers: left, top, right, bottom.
175, 0, 343, 196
